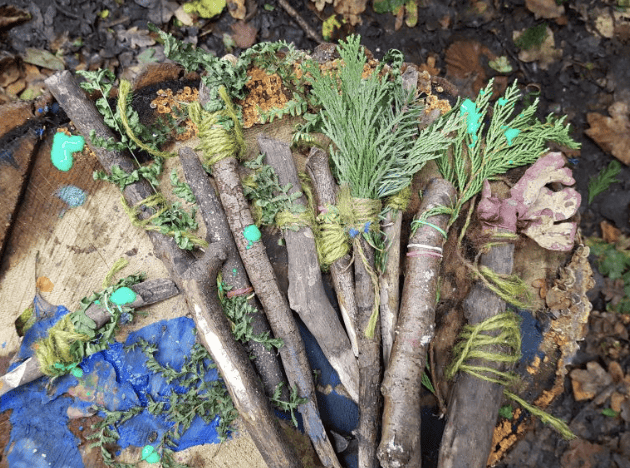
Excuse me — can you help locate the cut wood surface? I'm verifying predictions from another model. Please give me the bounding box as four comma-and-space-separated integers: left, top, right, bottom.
437, 238, 515, 468
305, 147, 359, 357
45, 70, 302, 468
378, 177, 456, 468
179, 146, 287, 399
257, 133, 359, 403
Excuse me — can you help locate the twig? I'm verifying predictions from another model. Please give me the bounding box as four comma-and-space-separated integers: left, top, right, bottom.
45, 71, 300, 468
378, 178, 457, 468
305, 147, 359, 356
277, 0, 324, 45
258, 134, 359, 403
0, 279, 179, 398
179, 146, 288, 400
355, 236, 381, 468
196, 83, 341, 468
437, 236, 515, 468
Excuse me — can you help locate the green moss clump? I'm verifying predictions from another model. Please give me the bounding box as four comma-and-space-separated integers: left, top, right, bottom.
514, 23, 548, 50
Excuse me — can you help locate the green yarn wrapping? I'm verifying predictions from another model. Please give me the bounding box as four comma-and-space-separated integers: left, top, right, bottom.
386, 186, 411, 212
476, 265, 533, 310
314, 185, 382, 337
117, 79, 176, 159
120, 194, 208, 249
316, 185, 381, 267
35, 315, 90, 376
447, 311, 576, 439
446, 312, 522, 384
188, 86, 245, 166
102, 258, 129, 288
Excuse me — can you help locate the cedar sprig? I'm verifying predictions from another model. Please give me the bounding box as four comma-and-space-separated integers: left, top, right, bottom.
437, 79, 581, 222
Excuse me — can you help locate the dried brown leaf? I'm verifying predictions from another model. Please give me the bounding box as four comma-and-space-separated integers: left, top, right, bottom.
116, 27, 156, 49
585, 102, 630, 165
445, 40, 496, 96
601, 220, 621, 244
525, 0, 564, 19
230, 21, 258, 49
514, 26, 562, 70
227, 0, 246, 20
334, 0, 367, 25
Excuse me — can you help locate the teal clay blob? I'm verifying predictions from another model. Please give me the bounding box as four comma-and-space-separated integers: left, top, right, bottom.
51, 132, 85, 171
110, 287, 137, 305
243, 224, 262, 250
141, 445, 160, 464
504, 128, 521, 146
71, 367, 84, 378
460, 99, 482, 146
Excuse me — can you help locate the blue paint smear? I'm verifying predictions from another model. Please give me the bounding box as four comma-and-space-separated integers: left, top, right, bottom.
515, 308, 544, 363
3, 299, 362, 467
56, 185, 87, 208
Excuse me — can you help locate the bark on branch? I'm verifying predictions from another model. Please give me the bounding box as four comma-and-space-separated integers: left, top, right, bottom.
45, 71, 300, 468
197, 84, 341, 468
179, 146, 287, 399
0, 279, 179, 397
437, 238, 515, 468
305, 147, 359, 357
378, 178, 457, 468
257, 134, 359, 403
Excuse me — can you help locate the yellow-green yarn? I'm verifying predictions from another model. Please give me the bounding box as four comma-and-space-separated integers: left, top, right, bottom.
16, 304, 35, 335
386, 186, 411, 212
121, 194, 208, 248
102, 258, 129, 288
35, 315, 90, 376
476, 265, 533, 310
117, 79, 176, 159
446, 312, 522, 384
447, 311, 575, 440
275, 209, 312, 230
505, 390, 576, 440
188, 86, 245, 166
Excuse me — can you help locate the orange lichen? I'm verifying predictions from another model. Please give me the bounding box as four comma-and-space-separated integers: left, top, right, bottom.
424, 94, 452, 115
149, 86, 199, 141
488, 408, 529, 466
239, 67, 290, 128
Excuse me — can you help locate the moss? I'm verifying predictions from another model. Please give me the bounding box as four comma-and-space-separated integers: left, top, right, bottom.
514, 23, 548, 50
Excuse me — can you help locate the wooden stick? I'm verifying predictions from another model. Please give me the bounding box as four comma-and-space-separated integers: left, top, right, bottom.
355, 236, 381, 468
198, 85, 341, 467
277, 0, 324, 45
437, 238, 515, 468
378, 178, 456, 468
0, 279, 178, 398
179, 146, 288, 400
45, 71, 301, 468
257, 134, 359, 403
305, 147, 359, 357
380, 65, 419, 367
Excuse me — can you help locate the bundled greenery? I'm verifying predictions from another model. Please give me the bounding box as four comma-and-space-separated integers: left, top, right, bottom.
304, 35, 450, 200
243, 153, 306, 228
588, 160, 622, 204
94, 157, 164, 190
219, 281, 284, 350
170, 170, 197, 203
270, 382, 308, 427
436, 79, 580, 223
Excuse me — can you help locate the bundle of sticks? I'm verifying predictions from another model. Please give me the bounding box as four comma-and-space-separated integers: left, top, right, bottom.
9, 35, 583, 468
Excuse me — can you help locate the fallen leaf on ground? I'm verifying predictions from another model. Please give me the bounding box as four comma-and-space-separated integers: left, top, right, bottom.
585, 102, 630, 165
601, 220, 621, 243
174, 5, 195, 25
514, 26, 562, 70
445, 40, 496, 96
570, 361, 612, 401
0, 5, 30, 29
525, 0, 564, 19
117, 27, 156, 49
334, 0, 367, 25
227, 0, 245, 19
313, 0, 333, 11
22, 48, 65, 71
230, 21, 258, 48
0, 56, 20, 88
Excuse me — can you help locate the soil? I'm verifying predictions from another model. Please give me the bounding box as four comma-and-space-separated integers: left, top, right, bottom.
1, 1, 630, 468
